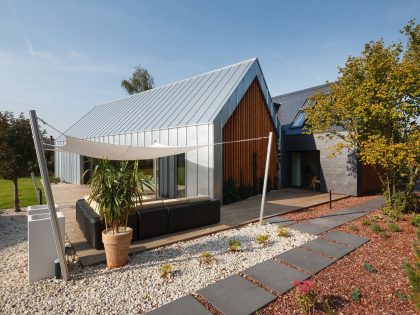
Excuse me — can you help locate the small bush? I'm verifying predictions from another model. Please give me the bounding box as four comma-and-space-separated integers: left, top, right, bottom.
349, 289, 361, 302
371, 223, 383, 234
323, 299, 336, 315
292, 280, 317, 314
363, 262, 378, 274
379, 231, 390, 238
362, 219, 371, 226
395, 290, 408, 301
51, 177, 61, 184
199, 252, 216, 266
228, 239, 241, 252
410, 213, 420, 227
387, 222, 401, 232
255, 234, 270, 245
348, 225, 359, 231
277, 227, 291, 237
159, 264, 173, 279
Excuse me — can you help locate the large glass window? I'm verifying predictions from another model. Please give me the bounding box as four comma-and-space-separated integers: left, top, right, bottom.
176, 154, 185, 197
290, 110, 306, 128
139, 159, 154, 194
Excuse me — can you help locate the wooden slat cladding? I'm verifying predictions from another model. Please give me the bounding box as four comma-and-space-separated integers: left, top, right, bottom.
223, 79, 278, 194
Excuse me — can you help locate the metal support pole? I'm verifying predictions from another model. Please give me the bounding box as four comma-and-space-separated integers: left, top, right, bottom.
329, 189, 332, 210
154, 158, 158, 199
259, 132, 273, 225
29, 110, 69, 281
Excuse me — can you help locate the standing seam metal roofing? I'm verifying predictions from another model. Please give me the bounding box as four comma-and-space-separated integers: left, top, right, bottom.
65, 58, 273, 139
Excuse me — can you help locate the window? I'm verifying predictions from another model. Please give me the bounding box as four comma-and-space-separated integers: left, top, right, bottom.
290, 110, 306, 128
176, 154, 185, 197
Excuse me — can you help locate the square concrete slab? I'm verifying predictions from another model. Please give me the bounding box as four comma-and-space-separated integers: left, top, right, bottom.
301, 238, 354, 259
146, 295, 211, 315
243, 259, 309, 294
321, 231, 369, 248
321, 212, 364, 224
274, 247, 335, 274
289, 222, 331, 235
197, 275, 276, 315
265, 216, 296, 226
306, 218, 343, 229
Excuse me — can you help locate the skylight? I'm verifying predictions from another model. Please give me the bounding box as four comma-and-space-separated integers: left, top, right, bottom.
290, 110, 306, 128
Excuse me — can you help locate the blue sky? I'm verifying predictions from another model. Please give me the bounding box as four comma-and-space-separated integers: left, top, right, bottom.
1, 0, 419, 133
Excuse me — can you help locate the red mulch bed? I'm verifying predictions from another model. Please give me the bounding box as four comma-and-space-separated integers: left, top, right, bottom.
279, 195, 379, 222
259, 208, 417, 314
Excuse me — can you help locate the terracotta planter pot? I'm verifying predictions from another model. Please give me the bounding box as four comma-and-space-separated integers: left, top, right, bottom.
102, 227, 133, 269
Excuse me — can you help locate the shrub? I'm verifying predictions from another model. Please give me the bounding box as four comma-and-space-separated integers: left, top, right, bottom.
379, 231, 390, 238
323, 299, 336, 315
159, 264, 173, 279
363, 262, 378, 273
387, 222, 401, 232
50, 177, 61, 184
410, 213, 420, 227
383, 191, 405, 221
371, 223, 382, 234
362, 219, 371, 226
403, 226, 420, 309
348, 225, 359, 231
228, 239, 241, 252
395, 290, 408, 301
277, 227, 291, 237
349, 289, 362, 302
255, 234, 270, 245
292, 280, 317, 314
199, 252, 216, 266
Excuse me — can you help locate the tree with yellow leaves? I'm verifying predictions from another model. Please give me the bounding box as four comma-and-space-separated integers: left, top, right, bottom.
305, 20, 419, 217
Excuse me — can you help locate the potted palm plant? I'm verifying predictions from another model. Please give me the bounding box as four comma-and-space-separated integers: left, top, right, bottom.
88, 159, 153, 268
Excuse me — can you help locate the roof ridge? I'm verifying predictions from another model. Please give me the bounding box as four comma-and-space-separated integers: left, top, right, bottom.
273, 82, 330, 99
94, 58, 257, 108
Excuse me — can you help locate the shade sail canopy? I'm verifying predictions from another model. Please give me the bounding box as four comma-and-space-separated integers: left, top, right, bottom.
56, 136, 208, 160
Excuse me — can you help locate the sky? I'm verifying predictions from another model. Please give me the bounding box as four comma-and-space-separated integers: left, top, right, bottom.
1, 0, 419, 135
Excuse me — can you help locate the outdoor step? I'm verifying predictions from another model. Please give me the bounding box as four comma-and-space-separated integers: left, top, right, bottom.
306, 217, 343, 229
288, 222, 331, 235
321, 231, 369, 248
265, 216, 297, 226
301, 238, 354, 259
197, 275, 276, 315
274, 247, 335, 274
243, 259, 309, 294
146, 295, 211, 315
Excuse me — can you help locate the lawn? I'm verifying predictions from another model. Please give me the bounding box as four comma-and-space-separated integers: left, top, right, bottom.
0, 177, 45, 210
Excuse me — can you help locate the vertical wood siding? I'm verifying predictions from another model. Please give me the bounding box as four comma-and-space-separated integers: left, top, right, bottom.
223, 79, 278, 191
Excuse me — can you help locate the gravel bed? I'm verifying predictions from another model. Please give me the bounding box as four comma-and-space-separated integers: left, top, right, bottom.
0, 209, 315, 314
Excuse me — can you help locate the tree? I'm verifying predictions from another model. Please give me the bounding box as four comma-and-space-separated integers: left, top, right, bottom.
305, 20, 420, 217
121, 65, 154, 95
0, 112, 37, 212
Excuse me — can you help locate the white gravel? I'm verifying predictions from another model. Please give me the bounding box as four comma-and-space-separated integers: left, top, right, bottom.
0, 210, 315, 314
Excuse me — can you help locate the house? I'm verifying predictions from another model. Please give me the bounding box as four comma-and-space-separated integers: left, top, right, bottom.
55, 58, 279, 203
273, 84, 381, 196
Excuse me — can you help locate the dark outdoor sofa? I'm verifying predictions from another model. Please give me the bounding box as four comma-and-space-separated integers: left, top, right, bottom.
76, 197, 220, 250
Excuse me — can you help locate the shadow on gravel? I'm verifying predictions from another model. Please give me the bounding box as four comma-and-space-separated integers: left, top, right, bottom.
0, 213, 28, 251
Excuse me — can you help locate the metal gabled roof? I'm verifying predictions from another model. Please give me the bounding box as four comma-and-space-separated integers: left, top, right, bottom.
65, 58, 271, 139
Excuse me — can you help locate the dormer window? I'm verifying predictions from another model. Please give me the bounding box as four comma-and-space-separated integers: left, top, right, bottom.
290, 110, 306, 128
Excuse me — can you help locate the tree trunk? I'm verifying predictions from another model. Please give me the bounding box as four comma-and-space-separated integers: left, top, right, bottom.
13, 177, 20, 212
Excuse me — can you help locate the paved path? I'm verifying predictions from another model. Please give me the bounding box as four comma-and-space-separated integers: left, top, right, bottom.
147, 197, 383, 315
51, 184, 346, 266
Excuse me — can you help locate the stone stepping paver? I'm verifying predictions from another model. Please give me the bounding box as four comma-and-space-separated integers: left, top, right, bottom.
301, 238, 354, 259
288, 222, 331, 235
243, 259, 309, 294
274, 247, 335, 274
265, 216, 296, 226
321, 231, 369, 248
146, 295, 211, 315
197, 275, 276, 315
306, 217, 343, 229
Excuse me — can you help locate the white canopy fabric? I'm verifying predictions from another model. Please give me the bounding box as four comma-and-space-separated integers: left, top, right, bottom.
56, 136, 208, 160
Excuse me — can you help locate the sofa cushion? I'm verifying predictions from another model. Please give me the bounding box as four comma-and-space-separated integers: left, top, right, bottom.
189, 195, 210, 204
136, 200, 164, 210
193, 200, 221, 227
163, 198, 189, 207
137, 207, 168, 239
167, 204, 195, 233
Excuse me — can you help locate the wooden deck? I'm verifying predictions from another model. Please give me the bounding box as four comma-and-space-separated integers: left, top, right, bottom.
51, 184, 347, 267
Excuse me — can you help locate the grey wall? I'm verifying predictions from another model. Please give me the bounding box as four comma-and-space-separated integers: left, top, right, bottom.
282, 132, 358, 196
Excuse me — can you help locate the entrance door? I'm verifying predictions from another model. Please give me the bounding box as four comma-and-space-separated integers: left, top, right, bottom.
291, 152, 301, 186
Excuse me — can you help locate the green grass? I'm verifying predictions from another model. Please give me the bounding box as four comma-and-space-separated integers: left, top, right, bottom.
0, 177, 45, 210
